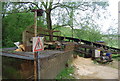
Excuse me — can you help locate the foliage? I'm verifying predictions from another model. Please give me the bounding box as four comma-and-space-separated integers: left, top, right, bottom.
2, 1, 114, 48
74, 28, 102, 42
112, 54, 120, 61
56, 66, 75, 79
102, 36, 118, 48
2, 13, 45, 47
101, 26, 118, 48
54, 25, 102, 42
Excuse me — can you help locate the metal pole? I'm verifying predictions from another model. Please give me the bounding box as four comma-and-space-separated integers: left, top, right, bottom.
38, 51, 40, 81
34, 11, 37, 81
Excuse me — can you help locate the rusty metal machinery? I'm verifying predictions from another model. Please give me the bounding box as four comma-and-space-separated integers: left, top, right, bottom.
22, 25, 61, 52
22, 24, 120, 53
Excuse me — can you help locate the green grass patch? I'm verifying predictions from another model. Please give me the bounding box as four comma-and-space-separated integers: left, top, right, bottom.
56, 66, 75, 79
112, 54, 120, 61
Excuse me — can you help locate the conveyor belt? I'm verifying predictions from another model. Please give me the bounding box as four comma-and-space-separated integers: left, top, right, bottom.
38, 34, 120, 52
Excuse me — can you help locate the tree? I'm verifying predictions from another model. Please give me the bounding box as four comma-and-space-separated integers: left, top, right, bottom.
2, 1, 109, 47
102, 26, 118, 48
51, 2, 108, 40
2, 1, 108, 30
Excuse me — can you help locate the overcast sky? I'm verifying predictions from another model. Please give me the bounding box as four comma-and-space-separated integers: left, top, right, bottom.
4, 0, 119, 34
51, 0, 119, 34
100, 0, 119, 34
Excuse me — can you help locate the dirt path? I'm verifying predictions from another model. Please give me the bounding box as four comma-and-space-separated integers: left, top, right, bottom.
72, 56, 119, 79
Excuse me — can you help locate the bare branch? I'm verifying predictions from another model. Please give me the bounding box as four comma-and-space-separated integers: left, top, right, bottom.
51, 3, 90, 11
49, 2, 53, 9
41, 2, 47, 9
51, 5, 59, 10
52, 24, 69, 30
2, 2, 40, 14
18, 2, 40, 9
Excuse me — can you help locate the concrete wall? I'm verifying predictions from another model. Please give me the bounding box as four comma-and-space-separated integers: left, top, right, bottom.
40, 51, 73, 79
2, 56, 34, 79
2, 51, 73, 79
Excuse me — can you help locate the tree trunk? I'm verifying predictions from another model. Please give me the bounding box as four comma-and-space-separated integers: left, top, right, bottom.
46, 9, 53, 41
46, 9, 52, 30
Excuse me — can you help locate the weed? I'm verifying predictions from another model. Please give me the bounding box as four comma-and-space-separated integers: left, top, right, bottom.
56, 66, 75, 79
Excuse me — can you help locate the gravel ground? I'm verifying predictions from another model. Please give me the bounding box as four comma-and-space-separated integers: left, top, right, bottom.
72, 56, 119, 79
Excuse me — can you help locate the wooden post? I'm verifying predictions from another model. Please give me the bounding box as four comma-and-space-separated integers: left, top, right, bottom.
34, 52, 37, 81
31, 9, 43, 81
34, 10, 37, 81
34, 11, 37, 37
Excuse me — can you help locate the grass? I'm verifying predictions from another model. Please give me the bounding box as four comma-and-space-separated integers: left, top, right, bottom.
56, 66, 75, 79
112, 54, 120, 61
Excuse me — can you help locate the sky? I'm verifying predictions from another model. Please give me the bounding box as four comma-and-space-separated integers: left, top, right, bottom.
51, 0, 120, 34
100, 0, 119, 34
4, 0, 119, 34
12, 0, 119, 34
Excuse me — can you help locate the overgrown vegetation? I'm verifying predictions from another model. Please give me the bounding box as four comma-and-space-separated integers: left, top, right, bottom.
2, 13, 32, 47
2, 13, 46, 47
56, 66, 75, 79
112, 54, 120, 61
